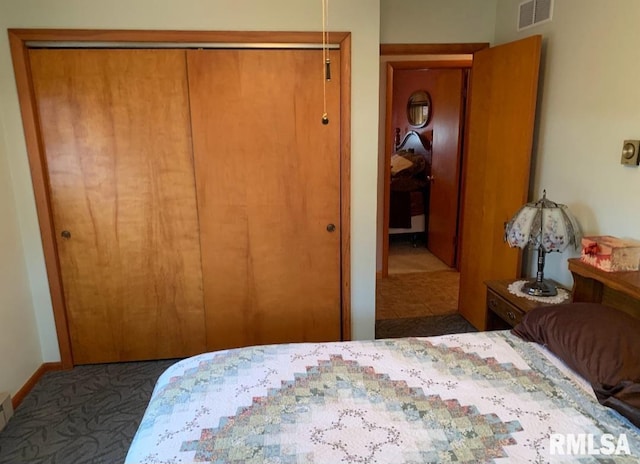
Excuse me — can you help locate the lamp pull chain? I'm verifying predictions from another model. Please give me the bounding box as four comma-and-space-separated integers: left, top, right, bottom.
321, 0, 330, 125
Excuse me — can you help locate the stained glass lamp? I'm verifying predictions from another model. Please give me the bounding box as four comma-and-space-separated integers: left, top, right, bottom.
504, 190, 581, 296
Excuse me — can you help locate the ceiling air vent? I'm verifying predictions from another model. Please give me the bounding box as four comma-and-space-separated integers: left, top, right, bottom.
518, 0, 553, 31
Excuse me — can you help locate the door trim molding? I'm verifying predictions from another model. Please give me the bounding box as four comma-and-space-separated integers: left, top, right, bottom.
11, 29, 350, 44
380, 43, 488, 56
9, 29, 352, 367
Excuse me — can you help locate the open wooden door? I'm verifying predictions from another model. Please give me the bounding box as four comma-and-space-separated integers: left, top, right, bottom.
458, 35, 542, 330
427, 69, 465, 267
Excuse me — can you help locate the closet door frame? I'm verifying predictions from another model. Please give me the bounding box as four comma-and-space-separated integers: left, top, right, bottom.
9, 29, 352, 369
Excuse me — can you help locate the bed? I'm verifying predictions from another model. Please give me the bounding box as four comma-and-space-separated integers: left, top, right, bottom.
126, 265, 640, 463
389, 130, 432, 242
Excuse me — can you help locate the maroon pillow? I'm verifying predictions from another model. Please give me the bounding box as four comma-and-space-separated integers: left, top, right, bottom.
512, 302, 640, 427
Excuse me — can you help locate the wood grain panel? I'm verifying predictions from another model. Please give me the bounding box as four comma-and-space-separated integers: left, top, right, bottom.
458, 36, 542, 330
426, 69, 464, 267
339, 34, 352, 340
10, 28, 350, 45
30, 49, 206, 363
187, 49, 342, 350
388, 59, 473, 70
569, 258, 640, 319
380, 43, 489, 56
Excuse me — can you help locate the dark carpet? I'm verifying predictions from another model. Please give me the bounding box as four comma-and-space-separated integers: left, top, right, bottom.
0, 360, 176, 464
375, 313, 477, 339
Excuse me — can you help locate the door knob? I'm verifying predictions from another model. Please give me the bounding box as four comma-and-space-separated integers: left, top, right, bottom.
61, 230, 71, 239
326, 224, 336, 232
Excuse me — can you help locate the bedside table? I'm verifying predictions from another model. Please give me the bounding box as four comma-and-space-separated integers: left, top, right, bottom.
484, 279, 570, 330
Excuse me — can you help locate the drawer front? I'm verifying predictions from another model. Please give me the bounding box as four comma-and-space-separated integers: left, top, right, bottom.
486, 290, 525, 326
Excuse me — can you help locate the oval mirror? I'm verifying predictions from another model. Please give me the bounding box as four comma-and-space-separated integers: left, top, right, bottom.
407, 90, 431, 128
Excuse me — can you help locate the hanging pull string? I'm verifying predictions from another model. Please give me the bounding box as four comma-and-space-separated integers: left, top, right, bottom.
321, 0, 330, 125
324, 0, 331, 81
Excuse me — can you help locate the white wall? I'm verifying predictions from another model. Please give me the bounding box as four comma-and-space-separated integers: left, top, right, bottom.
0, 0, 380, 389
495, 0, 640, 286
380, 0, 497, 44
0, 111, 43, 397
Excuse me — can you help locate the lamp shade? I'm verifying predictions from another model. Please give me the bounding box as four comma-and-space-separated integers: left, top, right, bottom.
504, 191, 581, 297
505, 191, 581, 253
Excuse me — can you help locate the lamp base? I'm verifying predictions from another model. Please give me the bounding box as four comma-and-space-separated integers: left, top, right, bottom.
521, 279, 558, 297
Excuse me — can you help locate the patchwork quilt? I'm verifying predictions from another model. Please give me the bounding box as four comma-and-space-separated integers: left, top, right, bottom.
126, 332, 639, 463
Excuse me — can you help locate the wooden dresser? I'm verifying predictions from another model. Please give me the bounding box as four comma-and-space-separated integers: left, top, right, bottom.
485, 259, 640, 330
568, 258, 640, 318
484, 279, 569, 330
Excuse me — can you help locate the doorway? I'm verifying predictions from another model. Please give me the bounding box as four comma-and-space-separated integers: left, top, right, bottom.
375, 45, 483, 336
376, 38, 542, 335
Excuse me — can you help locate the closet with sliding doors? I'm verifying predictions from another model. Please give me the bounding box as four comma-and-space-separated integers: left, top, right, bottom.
19, 32, 349, 365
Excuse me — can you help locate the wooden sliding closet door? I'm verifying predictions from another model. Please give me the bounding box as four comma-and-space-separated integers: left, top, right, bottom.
187, 49, 342, 350
30, 49, 206, 364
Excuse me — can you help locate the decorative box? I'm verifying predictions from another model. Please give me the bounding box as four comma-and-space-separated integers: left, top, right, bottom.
580, 235, 640, 272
